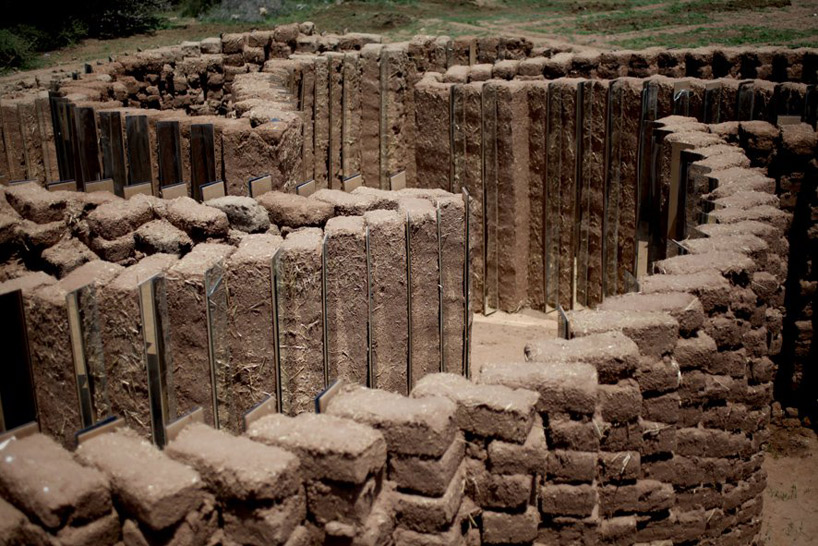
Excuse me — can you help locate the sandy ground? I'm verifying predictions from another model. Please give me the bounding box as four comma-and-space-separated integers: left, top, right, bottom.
470, 309, 818, 544
761, 426, 818, 545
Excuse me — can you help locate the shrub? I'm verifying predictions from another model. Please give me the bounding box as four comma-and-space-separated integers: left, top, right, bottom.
0, 29, 35, 72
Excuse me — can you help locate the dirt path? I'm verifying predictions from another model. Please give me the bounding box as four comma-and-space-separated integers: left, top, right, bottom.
761, 427, 818, 545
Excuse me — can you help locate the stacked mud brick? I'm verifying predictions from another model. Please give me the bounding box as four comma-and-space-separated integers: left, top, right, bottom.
0, 184, 470, 448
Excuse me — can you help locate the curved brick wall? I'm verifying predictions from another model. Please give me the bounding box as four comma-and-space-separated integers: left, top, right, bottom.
0, 22, 813, 546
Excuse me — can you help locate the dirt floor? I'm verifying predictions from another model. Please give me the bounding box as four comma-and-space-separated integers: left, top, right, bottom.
761, 426, 818, 545
470, 308, 818, 544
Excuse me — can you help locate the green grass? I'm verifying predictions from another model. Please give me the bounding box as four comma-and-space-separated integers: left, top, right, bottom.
614, 24, 818, 48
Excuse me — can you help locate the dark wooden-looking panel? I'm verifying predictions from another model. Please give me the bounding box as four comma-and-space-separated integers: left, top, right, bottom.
157, 120, 183, 188
98, 111, 127, 196
74, 106, 101, 187
126, 114, 152, 185
50, 96, 76, 182
190, 123, 216, 200
0, 290, 38, 431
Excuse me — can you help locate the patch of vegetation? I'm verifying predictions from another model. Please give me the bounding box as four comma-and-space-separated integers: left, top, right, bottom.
1, 0, 170, 72
613, 24, 818, 48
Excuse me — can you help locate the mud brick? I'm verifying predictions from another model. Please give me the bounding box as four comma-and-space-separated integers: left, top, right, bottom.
414, 76, 452, 191
654, 252, 756, 281
166, 422, 300, 501
76, 428, 204, 531
165, 197, 229, 240
277, 228, 325, 415
597, 451, 640, 484
479, 361, 597, 415
390, 433, 464, 496
740, 382, 773, 409
599, 292, 705, 336
392, 521, 464, 546
679, 404, 705, 427
121, 494, 218, 546
322, 216, 369, 385
327, 386, 457, 457
540, 484, 597, 517
643, 456, 731, 487
222, 490, 306, 546
675, 485, 721, 511
710, 204, 789, 233
247, 413, 386, 484
400, 198, 441, 384
26, 261, 123, 446
632, 513, 675, 543
87, 199, 153, 240
53, 510, 120, 546
674, 332, 718, 371
221, 235, 281, 430
0, 434, 111, 530
166, 243, 234, 424
723, 470, 766, 511
599, 420, 642, 451
599, 515, 637, 545
436, 195, 467, 374
306, 476, 380, 525
640, 421, 677, 456
256, 191, 334, 228
598, 480, 673, 517
364, 209, 409, 394
488, 414, 547, 475
546, 450, 597, 483
678, 370, 707, 405
599, 379, 642, 423
356, 484, 397, 546
636, 356, 681, 394
748, 356, 775, 384
4, 182, 68, 224
0, 497, 48, 545
567, 309, 679, 358
525, 331, 639, 385
481, 505, 539, 545
465, 458, 532, 509
675, 428, 752, 459
311, 190, 378, 216
393, 462, 465, 533
704, 314, 747, 349
494, 81, 530, 312
537, 514, 600, 545
641, 271, 733, 314
547, 417, 600, 452
41, 237, 98, 277
412, 373, 537, 443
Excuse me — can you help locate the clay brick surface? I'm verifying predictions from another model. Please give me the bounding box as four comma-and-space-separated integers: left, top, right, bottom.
76, 428, 204, 530
599, 291, 705, 335
525, 331, 640, 384
0, 434, 111, 529
488, 414, 547, 475
225, 233, 282, 431
99, 253, 179, 438
257, 191, 334, 228
166, 243, 235, 425
389, 433, 464, 496
166, 422, 300, 501
540, 483, 597, 517
365, 209, 409, 394
247, 412, 386, 484
393, 462, 465, 533
326, 386, 456, 457
436, 195, 467, 374
481, 505, 539, 544
568, 309, 679, 357
412, 373, 537, 442
400, 198, 440, 385
324, 216, 368, 386
277, 228, 325, 415
479, 360, 597, 415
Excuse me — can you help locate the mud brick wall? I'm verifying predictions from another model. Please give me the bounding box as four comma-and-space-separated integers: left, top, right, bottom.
738, 120, 818, 424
